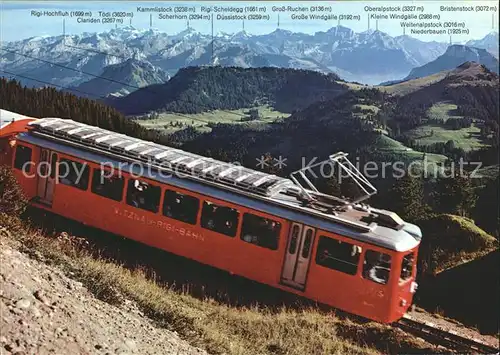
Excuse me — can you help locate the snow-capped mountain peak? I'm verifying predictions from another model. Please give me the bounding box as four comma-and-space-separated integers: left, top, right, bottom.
231, 30, 251, 41
1, 25, 493, 89
466, 31, 499, 57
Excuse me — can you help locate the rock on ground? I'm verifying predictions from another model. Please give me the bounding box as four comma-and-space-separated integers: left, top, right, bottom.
0, 236, 206, 355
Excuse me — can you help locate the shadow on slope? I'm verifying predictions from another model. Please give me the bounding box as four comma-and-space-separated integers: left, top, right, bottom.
415, 214, 499, 334
418, 250, 499, 335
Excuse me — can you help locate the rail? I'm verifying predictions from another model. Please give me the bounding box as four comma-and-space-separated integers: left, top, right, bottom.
396, 315, 499, 354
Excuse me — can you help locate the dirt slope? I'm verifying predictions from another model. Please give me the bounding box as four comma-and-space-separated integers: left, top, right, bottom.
0, 234, 206, 355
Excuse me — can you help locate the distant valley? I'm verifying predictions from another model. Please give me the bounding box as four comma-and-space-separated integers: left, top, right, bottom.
99, 63, 497, 181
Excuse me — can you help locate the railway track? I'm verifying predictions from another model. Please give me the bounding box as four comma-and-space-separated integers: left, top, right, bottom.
396, 315, 499, 354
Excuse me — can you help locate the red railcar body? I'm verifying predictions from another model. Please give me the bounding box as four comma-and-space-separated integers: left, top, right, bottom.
1, 114, 421, 323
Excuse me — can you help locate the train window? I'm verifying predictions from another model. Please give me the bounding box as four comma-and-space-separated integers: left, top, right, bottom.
50, 153, 58, 179
126, 179, 161, 213
288, 225, 300, 253
58, 158, 89, 190
13, 145, 32, 173
240, 213, 281, 250
163, 189, 199, 225
400, 252, 414, 282
91, 169, 125, 202
363, 250, 392, 285
201, 201, 239, 237
301, 229, 313, 258
39, 150, 48, 176
315, 236, 362, 275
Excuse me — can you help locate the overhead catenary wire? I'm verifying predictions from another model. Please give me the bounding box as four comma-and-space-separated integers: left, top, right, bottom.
0, 48, 146, 92
0, 69, 109, 101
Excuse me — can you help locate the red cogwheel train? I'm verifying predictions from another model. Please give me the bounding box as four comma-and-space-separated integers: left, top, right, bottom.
0, 111, 421, 323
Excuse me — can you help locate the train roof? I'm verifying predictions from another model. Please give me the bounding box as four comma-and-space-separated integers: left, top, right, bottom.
0, 109, 33, 138
18, 117, 422, 252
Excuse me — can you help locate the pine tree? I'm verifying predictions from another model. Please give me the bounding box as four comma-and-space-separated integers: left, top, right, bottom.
433, 172, 478, 217
388, 174, 429, 221
472, 175, 499, 237
323, 177, 342, 198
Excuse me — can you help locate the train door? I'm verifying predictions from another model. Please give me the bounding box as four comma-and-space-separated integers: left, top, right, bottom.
36, 149, 57, 205
281, 223, 316, 289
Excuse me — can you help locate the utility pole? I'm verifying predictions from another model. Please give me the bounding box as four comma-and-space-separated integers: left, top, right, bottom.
211, 14, 214, 65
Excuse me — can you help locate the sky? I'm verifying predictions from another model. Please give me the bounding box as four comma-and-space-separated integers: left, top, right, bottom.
1, 1, 498, 43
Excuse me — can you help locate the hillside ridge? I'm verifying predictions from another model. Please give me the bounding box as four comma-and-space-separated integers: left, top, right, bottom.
69, 58, 171, 98
403, 45, 499, 81
107, 66, 348, 115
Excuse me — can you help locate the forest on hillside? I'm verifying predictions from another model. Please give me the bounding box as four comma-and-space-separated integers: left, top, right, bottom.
107, 66, 348, 115
1, 78, 140, 135
0, 77, 164, 143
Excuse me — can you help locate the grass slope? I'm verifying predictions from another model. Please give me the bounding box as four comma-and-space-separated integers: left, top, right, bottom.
423, 250, 499, 334
407, 124, 488, 151
377, 71, 449, 96
374, 135, 448, 165
426, 101, 462, 122
418, 214, 498, 275
404, 101, 490, 151
414, 213, 498, 332
134, 106, 289, 134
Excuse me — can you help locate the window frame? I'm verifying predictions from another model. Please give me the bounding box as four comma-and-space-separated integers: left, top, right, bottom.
57, 157, 90, 191
399, 251, 415, 284
200, 200, 240, 238
125, 178, 161, 213
288, 224, 301, 254
162, 188, 200, 225
301, 229, 313, 258
240, 212, 282, 251
50, 152, 58, 179
362, 249, 392, 286
13, 144, 33, 173
315, 235, 362, 276
91, 167, 125, 202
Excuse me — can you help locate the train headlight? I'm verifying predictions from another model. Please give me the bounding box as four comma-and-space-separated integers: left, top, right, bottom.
400, 299, 407, 307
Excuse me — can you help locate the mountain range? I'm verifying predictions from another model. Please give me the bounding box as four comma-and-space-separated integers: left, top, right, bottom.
403, 45, 499, 81
466, 32, 499, 57
379, 45, 499, 85
1, 26, 497, 96
68, 58, 170, 98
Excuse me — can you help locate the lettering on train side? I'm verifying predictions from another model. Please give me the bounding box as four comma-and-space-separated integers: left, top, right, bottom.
113, 207, 205, 241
